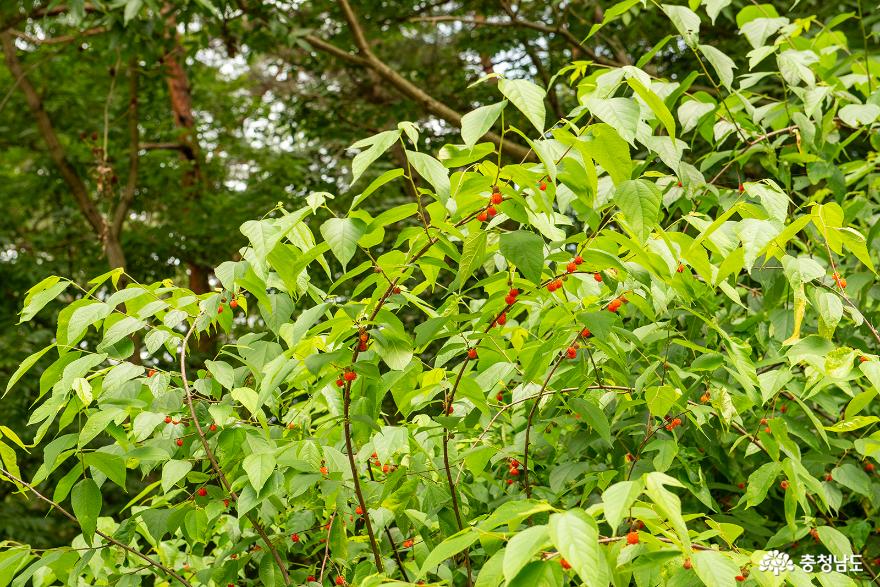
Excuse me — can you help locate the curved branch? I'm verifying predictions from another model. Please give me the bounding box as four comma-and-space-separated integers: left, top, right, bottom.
179, 322, 291, 585
0, 467, 193, 587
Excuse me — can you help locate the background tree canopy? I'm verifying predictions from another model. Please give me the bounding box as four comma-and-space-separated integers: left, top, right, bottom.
1, 0, 880, 586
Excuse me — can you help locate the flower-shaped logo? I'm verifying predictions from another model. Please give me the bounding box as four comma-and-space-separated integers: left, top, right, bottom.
759, 550, 795, 576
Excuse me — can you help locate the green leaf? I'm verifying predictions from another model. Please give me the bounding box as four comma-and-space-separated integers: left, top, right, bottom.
320, 217, 367, 270
73, 378, 92, 406
580, 124, 632, 184
205, 360, 235, 390
498, 78, 546, 135
644, 472, 690, 548
825, 416, 879, 433
662, 4, 701, 45
70, 479, 101, 545
627, 78, 676, 140
83, 452, 126, 488
453, 231, 488, 290
461, 101, 507, 148
816, 526, 853, 558
584, 97, 640, 144
613, 179, 661, 242
744, 180, 789, 223
499, 231, 545, 284
547, 510, 609, 587
503, 525, 549, 582
831, 463, 871, 496
406, 150, 451, 203
691, 550, 740, 587
350, 129, 401, 185
475, 549, 506, 587
372, 331, 414, 371
67, 302, 113, 344
350, 168, 405, 210
417, 529, 479, 579
161, 460, 193, 493
5, 344, 54, 396
645, 385, 682, 417
19, 278, 69, 323
243, 452, 275, 492
838, 103, 880, 127
699, 44, 736, 89
745, 461, 781, 508
704, 0, 732, 23
602, 481, 643, 531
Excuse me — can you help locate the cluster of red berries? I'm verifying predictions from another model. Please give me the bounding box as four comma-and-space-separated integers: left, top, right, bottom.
357, 331, 369, 352
607, 295, 627, 313
664, 417, 683, 431
547, 278, 563, 292
371, 452, 396, 474
507, 458, 520, 484
504, 287, 520, 305
833, 272, 847, 288
476, 186, 504, 222
565, 344, 579, 359
565, 255, 584, 274
491, 312, 507, 328
336, 370, 357, 387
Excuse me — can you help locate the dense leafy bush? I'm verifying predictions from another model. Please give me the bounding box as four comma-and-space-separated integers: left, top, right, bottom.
2, 2, 880, 586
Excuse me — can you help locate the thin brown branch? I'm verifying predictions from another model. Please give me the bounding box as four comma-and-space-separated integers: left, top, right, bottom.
10, 26, 106, 45
0, 467, 193, 587
522, 349, 570, 497
179, 322, 291, 585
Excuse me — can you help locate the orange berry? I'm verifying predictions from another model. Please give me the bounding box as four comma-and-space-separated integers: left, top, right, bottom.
866, 463, 875, 472
566, 262, 577, 273
209, 423, 217, 432
560, 558, 572, 570
566, 346, 577, 359
735, 575, 745, 582
148, 369, 157, 378
477, 211, 488, 222
291, 533, 300, 542
320, 466, 328, 475
343, 371, 357, 382
626, 531, 639, 545
403, 539, 413, 548
217, 305, 224, 314
497, 312, 507, 325
677, 263, 685, 273
336, 576, 345, 586
581, 328, 592, 338
336, 379, 345, 387
608, 299, 622, 313
355, 506, 364, 515
539, 181, 547, 191
467, 348, 477, 359
491, 192, 503, 204
487, 206, 497, 217
683, 559, 692, 570
593, 272, 602, 282
780, 480, 789, 490
230, 299, 238, 309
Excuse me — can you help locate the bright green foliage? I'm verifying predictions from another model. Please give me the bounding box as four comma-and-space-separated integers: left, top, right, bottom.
2, 2, 880, 587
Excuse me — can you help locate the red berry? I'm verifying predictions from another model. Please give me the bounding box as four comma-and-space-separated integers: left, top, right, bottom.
608, 299, 622, 313
509, 467, 520, 476
566, 346, 577, 359
504, 294, 516, 305
510, 458, 519, 467
359, 341, 368, 351
677, 181, 683, 187
735, 575, 745, 582
593, 272, 602, 282
626, 531, 639, 545
176, 438, 183, 447
447, 405, 454, 415
223, 499, 230, 507
336, 379, 345, 387
738, 183, 744, 193
217, 305, 224, 314
371, 452, 377, 458
764, 427, 771, 433
307, 577, 316, 582
509, 288, 519, 297
403, 539, 414, 548
760, 418, 767, 425
496, 392, 503, 402
148, 369, 157, 378
574, 255, 583, 265
779, 404, 787, 413
355, 506, 364, 515
491, 192, 503, 204
230, 299, 238, 309
824, 473, 833, 481
477, 211, 488, 222
320, 466, 328, 475
810, 528, 820, 541
860, 356, 869, 362
383, 464, 390, 473
566, 262, 577, 273
392, 285, 402, 294
539, 181, 547, 191
581, 328, 592, 338
780, 480, 789, 490
625, 453, 634, 462
506, 478, 513, 485
343, 371, 357, 382
336, 576, 345, 586
487, 206, 497, 217
839, 278, 847, 288
497, 312, 507, 325
683, 559, 692, 570
677, 263, 685, 273
197, 488, 207, 497
560, 557, 572, 570
866, 463, 875, 472
209, 423, 217, 432
737, 482, 745, 489
165, 416, 172, 423
467, 348, 478, 359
